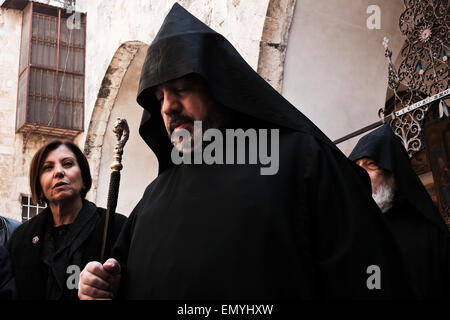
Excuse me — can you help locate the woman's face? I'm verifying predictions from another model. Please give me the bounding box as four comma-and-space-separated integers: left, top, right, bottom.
39, 145, 84, 204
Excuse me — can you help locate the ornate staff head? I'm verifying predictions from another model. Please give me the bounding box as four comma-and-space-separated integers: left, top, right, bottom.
110, 118, 130, 172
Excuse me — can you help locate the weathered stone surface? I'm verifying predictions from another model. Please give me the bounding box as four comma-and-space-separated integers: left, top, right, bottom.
258, 0, 296, 93
0, 8, 22, 220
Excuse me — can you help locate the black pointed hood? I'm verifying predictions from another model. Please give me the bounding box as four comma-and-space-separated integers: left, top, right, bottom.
137, 2, 340, 174
349, 124, 448, 232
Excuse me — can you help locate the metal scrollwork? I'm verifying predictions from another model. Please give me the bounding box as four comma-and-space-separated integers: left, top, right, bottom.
397, 0, 449, 97
390, 106, 430, 157
382, 0, 449, 157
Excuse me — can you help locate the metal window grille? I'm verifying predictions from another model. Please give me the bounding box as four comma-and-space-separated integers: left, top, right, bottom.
16, 1, 86, 138
21, 194, 47, 223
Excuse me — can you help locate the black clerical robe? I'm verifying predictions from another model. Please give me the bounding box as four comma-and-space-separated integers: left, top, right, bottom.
113, 131, 413, 299
350, 124, 450, 299
113, 3, 414, 299
382, 196, 450, 298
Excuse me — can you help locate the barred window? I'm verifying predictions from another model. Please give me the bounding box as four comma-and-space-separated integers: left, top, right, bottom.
21, 195, 47, 223
16, 1, 86, 138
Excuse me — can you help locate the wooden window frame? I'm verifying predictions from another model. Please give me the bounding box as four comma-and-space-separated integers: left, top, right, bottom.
15, 1, 86, 138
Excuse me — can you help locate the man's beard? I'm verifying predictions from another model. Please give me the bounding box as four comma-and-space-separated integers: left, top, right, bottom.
169, 105, 232, 153
372, 175, 396, 213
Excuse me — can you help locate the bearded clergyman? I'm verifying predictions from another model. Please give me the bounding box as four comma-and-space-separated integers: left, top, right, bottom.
77, 3, 414, 300
350, 124, 450, 299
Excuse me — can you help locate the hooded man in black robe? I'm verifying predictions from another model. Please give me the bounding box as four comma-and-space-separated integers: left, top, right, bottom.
78, 3, 413, 299
349, 123, 450, 299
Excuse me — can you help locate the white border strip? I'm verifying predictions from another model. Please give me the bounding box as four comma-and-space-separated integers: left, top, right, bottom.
395, 88, 450, 117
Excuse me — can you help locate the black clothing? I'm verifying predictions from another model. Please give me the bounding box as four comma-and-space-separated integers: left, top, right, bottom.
113, 3, 413, 299
349, 124, 448, 232
0, 217, 20, 246
349, 124, 450, 298
0, 245, 15, 300
51, 224, 71, 252
7, 200, 126, 300
115, 132, 413, 299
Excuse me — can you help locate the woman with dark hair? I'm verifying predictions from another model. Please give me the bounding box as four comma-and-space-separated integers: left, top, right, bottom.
6, 140, 127, 300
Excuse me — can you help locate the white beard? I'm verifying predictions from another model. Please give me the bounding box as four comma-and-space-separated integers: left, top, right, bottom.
372, 175, 395, 213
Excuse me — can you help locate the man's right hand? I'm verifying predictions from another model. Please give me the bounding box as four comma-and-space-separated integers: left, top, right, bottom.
78, 258, 121, 300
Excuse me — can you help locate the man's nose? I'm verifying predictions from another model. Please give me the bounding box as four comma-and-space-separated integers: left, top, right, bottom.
161, 90, 182, 115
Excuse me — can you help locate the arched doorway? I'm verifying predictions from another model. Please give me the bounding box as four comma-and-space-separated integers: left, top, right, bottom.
84, 41, 158, 216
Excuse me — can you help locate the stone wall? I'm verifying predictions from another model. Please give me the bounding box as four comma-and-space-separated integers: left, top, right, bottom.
258, 0, 296, 92
0, 7, 22, 220
282, 0, 406, 155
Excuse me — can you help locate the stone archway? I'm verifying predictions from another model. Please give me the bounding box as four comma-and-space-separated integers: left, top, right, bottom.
84, 41, 148, 202
257, 0, 297, 93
